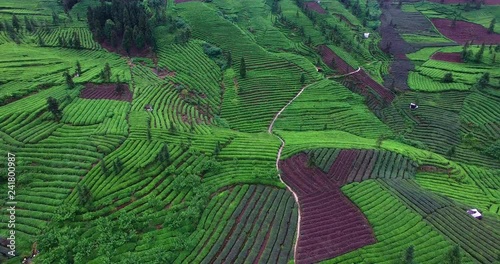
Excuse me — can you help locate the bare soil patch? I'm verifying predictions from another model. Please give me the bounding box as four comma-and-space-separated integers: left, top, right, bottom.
431, 52, 463, 62
304, 1, 327, 14
81, 83, 133, 102
431, 18, 500, 44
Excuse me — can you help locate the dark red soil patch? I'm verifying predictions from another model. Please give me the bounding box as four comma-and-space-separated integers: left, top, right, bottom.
428, 0, 499, 4
81, 83, 133, 102
319, 45, 395, 102
431, 18, 500, 45
334, 14, 355, 28
304, 1, 327, 14
152, 67, 176, 79
431, 52, 463, 63
100, 41, 154, 58
280, 153, 376, 263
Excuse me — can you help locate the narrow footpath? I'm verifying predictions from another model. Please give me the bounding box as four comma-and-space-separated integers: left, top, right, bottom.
267, 67, 362, 262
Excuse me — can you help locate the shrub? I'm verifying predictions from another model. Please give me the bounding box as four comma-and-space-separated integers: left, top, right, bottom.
442, 72, 453, 83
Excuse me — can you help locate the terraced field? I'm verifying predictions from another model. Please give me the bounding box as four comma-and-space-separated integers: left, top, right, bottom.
0, 0, 498, 263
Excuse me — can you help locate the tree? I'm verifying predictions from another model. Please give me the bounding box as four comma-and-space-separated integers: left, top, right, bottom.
11, 15, 20, 31
52, 11, 59, 25
403, 245, 415, 264
477, 72, 490, 88
37, 34, 45, 46
445, 245, 461, 264
475, 43, 485, 62
214, 141, 221, 156
307, 152, 316, 167
122, 26, 133, 54
446, 146, 456, 157
73, 32, 81, 49
158, 143, 170, 164
47, 97, 62, 121
443, 72, 454, 83
24, 16, 33, 32
63, 70, 75, 89
239, 57, 247, 78
75, 61, 81, 75
102, 63, 111, 82
300, 73, 306, 84
101, 160, 109, 176
115, 75, 124, 95
226, 50, 232, 67
488, 18, 496, 34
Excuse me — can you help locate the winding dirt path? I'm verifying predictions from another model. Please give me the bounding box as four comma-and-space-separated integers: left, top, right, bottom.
267, 68, 361, 262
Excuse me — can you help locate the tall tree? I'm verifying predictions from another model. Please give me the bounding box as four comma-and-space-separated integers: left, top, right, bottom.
11, 15, 20, 31
403, 245, 415, 264
475, 43, 485, 62
115, 75, 124, 95
63, 70, 75, 89
445, 245, 461, 264
488, 18, 496, 34
300, 73, 305, 84
47, 97, 62, 121
75, 61, 81, 75
102, 63, 111, 82
240, 57, 247, 78
122, 26, 133, 54
73, 32, 81, 49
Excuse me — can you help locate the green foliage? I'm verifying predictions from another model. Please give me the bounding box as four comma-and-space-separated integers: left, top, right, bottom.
240, 57, 247, 78
483, 139, 500, 160
47, 96, 62, 121
443, 72, 453, 83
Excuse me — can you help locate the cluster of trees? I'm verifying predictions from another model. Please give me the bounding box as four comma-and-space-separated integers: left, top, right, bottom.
61, 0, 81, 12
400, 245, 462, 264
58, 32, 82, 48
202, 42, 232, 69
460, 43, 499, 63
86, 0, 154, 53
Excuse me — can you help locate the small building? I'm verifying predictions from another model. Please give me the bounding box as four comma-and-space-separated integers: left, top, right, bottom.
409, 103, 418, 110
316, 66, 323, 72
144, 104, 153, 112
467, 209, 482, 219
363, 32, 370, 39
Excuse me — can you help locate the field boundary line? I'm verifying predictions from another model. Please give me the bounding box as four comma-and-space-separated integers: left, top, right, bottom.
266, 67, 359, 262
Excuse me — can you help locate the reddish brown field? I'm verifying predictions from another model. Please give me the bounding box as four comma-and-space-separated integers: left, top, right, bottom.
428, 0, 499, 4
431, 52, 463, 63
280, 152, 376, 264
431, 18, 500, 44
80, 83, 133, 102
318, 45, 395, 102
304, 1, 327, 14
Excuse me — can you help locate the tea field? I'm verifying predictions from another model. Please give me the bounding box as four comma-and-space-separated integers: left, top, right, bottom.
0, 0, 498, 263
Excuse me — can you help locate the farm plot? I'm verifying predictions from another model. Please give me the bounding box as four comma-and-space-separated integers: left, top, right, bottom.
304, 1, 327, 14
390, 91, 468, 156
415, 172, 495, 213
0, 125, 124, 244
306, 148, 418, 182
178, 2, 321, 133
195, 185, 297, 264
431, 18, 500, 45
324, 180, 470, 264
273, 79, 392, 138
280, 153, 376, 263
80, 83, 132, 102
319, 45, 395, 105
431, 52, 463, 63
381, 179, 500, 263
